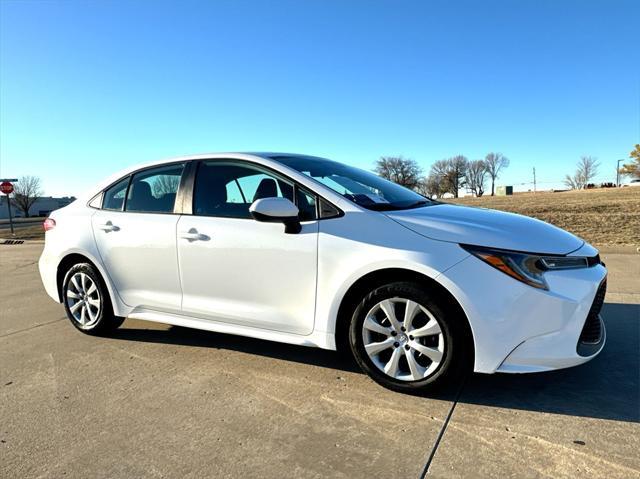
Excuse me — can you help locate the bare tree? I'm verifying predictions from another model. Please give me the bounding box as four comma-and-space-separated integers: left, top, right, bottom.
577, 156, 599, 185
465, 160, 488, 197
448, 155, 468, 198
563, 156, 600, 190
375, 156, 422, 189
427, 156, 468, 198
152, 174, 181, 197
430, 159, 451, 179
563, 173, 580, 190
485, 153, 510, 196
416, 174, 445, 198
13, 175, 43, 217
429, 160, 455, 197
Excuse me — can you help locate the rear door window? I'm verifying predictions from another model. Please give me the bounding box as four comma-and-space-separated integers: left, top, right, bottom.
125, 164, 185, 213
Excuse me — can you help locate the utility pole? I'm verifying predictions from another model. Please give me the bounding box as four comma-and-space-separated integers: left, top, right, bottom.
533, 167, 537, 193
6, 196, 14, 235
616, 159, 624, 187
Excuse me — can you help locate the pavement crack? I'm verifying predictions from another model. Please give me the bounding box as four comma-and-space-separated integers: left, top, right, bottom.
15, 260, 39, 270
419, 375, 468, 478
0, 318, 65, 338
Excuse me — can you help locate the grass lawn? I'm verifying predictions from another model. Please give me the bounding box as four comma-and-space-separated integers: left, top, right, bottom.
1, 224, 45, 240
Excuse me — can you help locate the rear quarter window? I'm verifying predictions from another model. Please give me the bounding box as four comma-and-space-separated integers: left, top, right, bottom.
102, 177, 129, 211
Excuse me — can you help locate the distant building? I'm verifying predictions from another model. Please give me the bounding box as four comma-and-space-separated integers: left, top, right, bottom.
496, 185, 513, 196
0, 196, 76, 219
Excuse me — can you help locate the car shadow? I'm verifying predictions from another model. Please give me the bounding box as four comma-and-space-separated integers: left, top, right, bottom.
111, 321, 363, 374
459, 302, 639, 423
109, 302, 639, 422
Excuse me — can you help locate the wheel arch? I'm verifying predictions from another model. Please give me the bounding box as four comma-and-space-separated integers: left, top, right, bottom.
334, 268, 475, 367
55, 253, 120, 313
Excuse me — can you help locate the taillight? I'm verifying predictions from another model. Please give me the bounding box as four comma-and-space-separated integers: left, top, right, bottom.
43, 218, 56, 231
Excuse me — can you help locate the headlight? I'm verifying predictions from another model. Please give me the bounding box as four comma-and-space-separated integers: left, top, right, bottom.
538, 256, 589, 269
460, 245, 596, 290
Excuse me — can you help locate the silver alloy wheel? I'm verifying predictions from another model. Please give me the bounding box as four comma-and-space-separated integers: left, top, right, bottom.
362, 297, 445, 381
66, 272, 101, 328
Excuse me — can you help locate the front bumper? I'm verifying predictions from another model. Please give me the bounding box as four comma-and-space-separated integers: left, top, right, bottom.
438, 248, 608, 374
497, 278, 607, 373
496, 315, 606, 373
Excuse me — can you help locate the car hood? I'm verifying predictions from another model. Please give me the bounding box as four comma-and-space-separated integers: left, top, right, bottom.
386, 203, 583, 255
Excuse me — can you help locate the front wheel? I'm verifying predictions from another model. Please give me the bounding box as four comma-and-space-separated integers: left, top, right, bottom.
348, 281, 469, 393
62, 263, 125, 335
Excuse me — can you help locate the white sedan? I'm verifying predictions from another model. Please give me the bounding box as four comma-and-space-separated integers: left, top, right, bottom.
39, 153, 607, 392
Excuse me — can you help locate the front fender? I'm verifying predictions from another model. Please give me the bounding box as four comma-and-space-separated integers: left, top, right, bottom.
314, 212, 470, 339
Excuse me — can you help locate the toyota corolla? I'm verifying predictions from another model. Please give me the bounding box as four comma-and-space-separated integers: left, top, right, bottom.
39, 153, 607, 392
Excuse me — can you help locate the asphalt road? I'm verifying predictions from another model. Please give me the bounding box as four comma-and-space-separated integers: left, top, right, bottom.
1, 243, 639, 478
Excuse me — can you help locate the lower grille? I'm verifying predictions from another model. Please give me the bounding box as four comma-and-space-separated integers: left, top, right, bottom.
579, 280, 606, 344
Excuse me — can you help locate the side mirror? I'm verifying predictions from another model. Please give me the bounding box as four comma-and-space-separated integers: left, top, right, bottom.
249, 197, 301, 234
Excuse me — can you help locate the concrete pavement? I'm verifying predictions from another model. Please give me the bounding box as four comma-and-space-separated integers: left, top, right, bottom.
1, 243, 638, 478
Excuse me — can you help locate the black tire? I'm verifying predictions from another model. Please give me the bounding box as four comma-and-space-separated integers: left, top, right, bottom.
348, 281, 470, 393
62, 263, 125, 335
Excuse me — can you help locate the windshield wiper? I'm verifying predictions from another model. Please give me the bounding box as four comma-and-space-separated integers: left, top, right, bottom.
398, 200, 432, 210
362, 203, 402, 211
361, 202, 430, 211
344, 194, 432, 211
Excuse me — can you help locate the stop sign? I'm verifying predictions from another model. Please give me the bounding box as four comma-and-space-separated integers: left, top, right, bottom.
0, 181, 14, 195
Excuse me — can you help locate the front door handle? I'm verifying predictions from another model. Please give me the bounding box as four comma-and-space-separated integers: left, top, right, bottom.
179, 228, 209, 242
98, 221, 120, 232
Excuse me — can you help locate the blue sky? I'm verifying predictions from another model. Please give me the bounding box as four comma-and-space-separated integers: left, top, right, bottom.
1, 0, 638, 196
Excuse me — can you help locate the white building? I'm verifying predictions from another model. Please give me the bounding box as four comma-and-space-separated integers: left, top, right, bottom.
0, 196, 76, 220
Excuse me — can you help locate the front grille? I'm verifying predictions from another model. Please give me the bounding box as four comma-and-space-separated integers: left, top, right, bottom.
579, 279, 606, 344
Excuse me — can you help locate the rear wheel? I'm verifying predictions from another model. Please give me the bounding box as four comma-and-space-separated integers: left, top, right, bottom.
348, 281, 469, 393
62, 263, 125, 335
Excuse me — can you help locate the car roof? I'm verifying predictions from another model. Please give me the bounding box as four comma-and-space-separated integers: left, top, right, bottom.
248, 152, 329, 160
121, 152, 328, 170
167, 151, 328, 162
90, 152, 320, 191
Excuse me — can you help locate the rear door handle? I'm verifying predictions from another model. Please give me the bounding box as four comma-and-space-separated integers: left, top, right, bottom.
179, 228, 209, 242
98, 221, 120, 232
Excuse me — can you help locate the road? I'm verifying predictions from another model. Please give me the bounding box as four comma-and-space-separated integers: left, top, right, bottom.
1, 243, 638, 478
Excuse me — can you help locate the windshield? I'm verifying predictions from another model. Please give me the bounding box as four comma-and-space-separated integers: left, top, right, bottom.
271, 155, 433, 211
